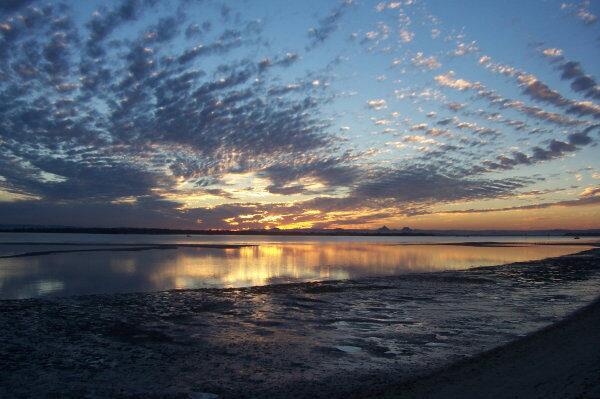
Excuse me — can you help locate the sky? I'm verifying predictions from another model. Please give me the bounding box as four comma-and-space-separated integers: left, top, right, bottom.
0, 0, 599, 230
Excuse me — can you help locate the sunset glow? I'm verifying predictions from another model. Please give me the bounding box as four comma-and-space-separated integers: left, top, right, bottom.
0, 0, 598, 230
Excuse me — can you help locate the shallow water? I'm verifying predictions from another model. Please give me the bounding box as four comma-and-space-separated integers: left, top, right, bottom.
0, 232, 595, 245
0, 233, 592, 299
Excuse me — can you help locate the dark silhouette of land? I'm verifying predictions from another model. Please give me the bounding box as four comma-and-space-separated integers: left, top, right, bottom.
1, 225, 599, 237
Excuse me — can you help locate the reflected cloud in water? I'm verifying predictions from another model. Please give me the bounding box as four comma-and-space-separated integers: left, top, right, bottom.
0, 241, 590, 299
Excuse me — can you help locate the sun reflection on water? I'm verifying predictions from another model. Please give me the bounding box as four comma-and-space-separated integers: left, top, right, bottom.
141, 243, 589, 290
0, 242, 591, 298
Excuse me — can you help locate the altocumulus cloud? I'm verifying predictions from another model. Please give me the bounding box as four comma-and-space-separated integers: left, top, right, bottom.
0, 0, 344, 224
0, 0, 599, 229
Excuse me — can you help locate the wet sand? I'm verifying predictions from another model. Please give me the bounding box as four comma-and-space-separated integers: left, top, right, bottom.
375, 294, 600, 399
0, 247, 599, 398
404, 241, 599, 247
0, 242, 255, 259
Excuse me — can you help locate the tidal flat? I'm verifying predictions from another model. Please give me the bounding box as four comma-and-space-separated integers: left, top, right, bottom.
1, 247, 599, 398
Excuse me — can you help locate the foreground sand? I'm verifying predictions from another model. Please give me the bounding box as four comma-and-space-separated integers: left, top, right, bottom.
375, 294, 600, 399
1, 247, 599, 398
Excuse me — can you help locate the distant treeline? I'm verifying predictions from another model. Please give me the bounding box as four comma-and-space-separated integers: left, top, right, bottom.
1, 226, 599, 237
0, 226, 434, 236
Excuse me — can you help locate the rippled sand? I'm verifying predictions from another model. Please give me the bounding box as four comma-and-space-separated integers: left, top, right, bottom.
1, 248, 599, 398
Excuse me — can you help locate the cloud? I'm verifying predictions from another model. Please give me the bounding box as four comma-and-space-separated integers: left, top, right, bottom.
558, 61, 600, 99
177, 166, 532, 229
435, 71, 479, 90
542, 48, 563, 57
143, 16, 181, 43
85, 0, 147, 57
437, 62, 596, 125
352, 167, 526, 204
306, 0, 353, 49
177, 30, 244, 64
580, 185, 600, 198
576, 9, 598, 24
436, 195, 600, 215
409, 123, 427, 131
399, 29, 414, 43
367, 99, 387, 110
520, 76, 569, 107
402, 135, 436, 144
447, 102, 465, 111
473, 89, 585, 127
479, 55, 600, 117
479, 125, 599, 172
0, 0, 342, 215
561, 1, 598, 25
258, 52, 299, 72
567, 101, 600, 118
0, 0, 598, 230
452, 41, 478, 57
411, 52, 441, 70
259, 156, 360, 195
531, 139, 577, 161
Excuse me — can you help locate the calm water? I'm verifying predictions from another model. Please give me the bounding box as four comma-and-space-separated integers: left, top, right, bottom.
0, 233, 593, 299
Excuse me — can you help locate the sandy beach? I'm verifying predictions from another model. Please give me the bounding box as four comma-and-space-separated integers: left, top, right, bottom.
1, 247, 599, 398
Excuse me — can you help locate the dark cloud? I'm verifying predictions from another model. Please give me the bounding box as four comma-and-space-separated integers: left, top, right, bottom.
352, 167, 525, 204
260, 156, 360, 195
177, 28, 244, 64
306, 1, 352, 50
436, 66, 593, 124
181, 169, 527, 228
258, 53, 300, 72
85, 0, 146, 57
480, 125, 599, 172
522, 80, 568, 107
558, 61, 600, 99
513, 69, 600, 119
189, 165, 532, 228
446, 102, 464, 111
560, 61, 583, 80
437, 195, 600, 215
202, 188, 237, 199
567, 130, 593, 145
0, 0, 340, 219
143, 16, 181, 43
566, 102, 600, 119
531, 139, 576, 161
469, 88, 579, 127
184, 21, 211, 39
0, 200, 189, 228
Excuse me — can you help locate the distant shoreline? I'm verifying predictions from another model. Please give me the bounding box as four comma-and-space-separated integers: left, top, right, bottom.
0, 227, 434, 236
1, 226, 599, 237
